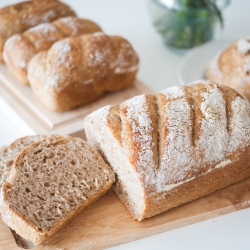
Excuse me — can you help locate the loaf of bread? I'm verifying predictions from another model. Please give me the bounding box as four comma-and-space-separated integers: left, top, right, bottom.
206, 37, 250, 100
0, 0, 76, 63
1, 135, 115, 245
0, 135, 47, 189
27, 32, 139, 111
3, 17, 102, 86
84, 80, 250, 221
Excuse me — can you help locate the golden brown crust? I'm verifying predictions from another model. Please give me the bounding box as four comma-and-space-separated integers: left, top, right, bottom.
3, 17, 102, 86
206, 40, 250, 100
27, 33, 139, 111
142, 145, 250, 220
0, 0, 76, 63
84, 81, 250, 221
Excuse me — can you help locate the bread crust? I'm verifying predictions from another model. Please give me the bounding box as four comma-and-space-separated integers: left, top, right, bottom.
84, 81, 250, 221
3, 17, 102, 86
27, 33, 139, 111
206, 38, 250, 100
0, 0, 76, 63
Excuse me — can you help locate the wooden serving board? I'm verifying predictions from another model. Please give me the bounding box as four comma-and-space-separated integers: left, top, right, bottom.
0, 64, 152, 135
1, 177, 250, 250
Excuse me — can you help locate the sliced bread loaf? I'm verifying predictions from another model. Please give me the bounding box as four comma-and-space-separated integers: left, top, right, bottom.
0, 135, 47, 189
1, 135, 115, 245
84, 81, 250, 221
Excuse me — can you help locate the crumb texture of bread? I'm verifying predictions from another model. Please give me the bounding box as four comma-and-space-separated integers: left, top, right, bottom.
84, 81, 250, 221
1, 135, 115, 245
27, 32, 139, 111
3, 17, 102, 86
0, 135, 47, 189
206, 37, 250, 100
0, 0, 76, 62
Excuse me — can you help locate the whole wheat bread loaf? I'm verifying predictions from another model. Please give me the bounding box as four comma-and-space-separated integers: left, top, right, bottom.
1, 135, 115, 245
3, 17, 102, 86
206, 37, 250, 100
0, 0, 76, 62
0, 135, 47, 189
27, 32, 139, 111
84, 81, 250, 221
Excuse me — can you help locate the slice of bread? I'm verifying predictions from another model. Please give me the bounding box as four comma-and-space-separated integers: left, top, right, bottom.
1, 135, 115, 245
0, 135, 47, 189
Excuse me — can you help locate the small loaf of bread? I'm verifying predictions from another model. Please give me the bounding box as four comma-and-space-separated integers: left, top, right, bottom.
206, 37, 250, 100
1, 135, 115, 245
0, 0, 76, 62
84, 80, 250, 221
27, 32, 139, 111
3, 17, 102, 86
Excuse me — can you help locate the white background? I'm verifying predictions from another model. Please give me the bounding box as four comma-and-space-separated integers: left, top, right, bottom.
0, 0, 250, 249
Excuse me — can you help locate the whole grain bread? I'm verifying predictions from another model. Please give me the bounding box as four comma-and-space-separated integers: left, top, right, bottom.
84, 80, 250, 221
0, 135, 47, 189
27, 32, 139, 111
206, 37, 250, 100
3, 17, 102, 86
0, 0, 76, 63
1, 135, 115, 245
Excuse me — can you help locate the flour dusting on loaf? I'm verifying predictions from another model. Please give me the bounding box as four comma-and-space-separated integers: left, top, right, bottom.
206, 38, 250, 100
85, 81, 250, 220
3, 17, 102, 86
237, 38, 250, 55
122, 95, 157, 186
28, 32, 139, 111
199, 85, 228, 161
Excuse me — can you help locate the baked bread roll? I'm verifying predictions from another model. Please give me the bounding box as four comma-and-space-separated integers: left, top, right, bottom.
0, 135, 47, 189
206, 37, 250, 100
3, 17, 102, 86
27, 32, 139, 111
84, 81, 250, 221
1, 135, 115, 245
0, 0, 76, 62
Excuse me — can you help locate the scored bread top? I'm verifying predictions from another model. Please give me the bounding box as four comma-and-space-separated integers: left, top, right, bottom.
85, 81, 250, 195
1, 135, 115, 233
0, 135, 47, 188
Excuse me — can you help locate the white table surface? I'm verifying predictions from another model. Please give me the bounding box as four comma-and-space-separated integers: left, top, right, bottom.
0, 0, 250, 249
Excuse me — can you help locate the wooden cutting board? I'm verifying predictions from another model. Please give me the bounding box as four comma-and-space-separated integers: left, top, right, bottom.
1, 64, 250, 249
1, 176, 250, 250
0, 64, 153, 135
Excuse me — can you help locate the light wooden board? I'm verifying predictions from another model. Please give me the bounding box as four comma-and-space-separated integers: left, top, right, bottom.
0, 64, 152, 135
1, 177, 250, 250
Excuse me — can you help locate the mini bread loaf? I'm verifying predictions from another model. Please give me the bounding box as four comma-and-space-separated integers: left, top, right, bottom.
84, 81, 250, 221
0, 0, 76, 62
206, 37, 250, 100
0, 135, 47, 189
3, 17, 102, 86
1, 135, 115, 245
27, 32, 139, 111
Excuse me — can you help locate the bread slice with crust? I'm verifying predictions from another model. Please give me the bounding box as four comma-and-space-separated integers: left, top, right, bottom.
0, 135, 47, 189
1, 135, 115, 245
